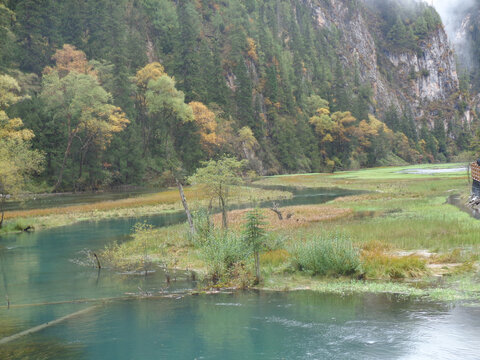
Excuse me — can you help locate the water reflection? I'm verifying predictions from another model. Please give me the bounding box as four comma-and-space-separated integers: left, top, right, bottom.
11, 292, 478, 360
1, 187, 479, 359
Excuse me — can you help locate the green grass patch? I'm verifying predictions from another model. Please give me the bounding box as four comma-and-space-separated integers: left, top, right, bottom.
98, 163, 479, 299
289, 233, 361, 276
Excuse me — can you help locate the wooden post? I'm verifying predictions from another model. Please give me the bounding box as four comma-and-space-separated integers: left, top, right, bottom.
176, 178, 195, 235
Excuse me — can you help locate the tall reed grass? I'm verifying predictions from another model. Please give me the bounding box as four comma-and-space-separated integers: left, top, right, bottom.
290, 233, 361, 276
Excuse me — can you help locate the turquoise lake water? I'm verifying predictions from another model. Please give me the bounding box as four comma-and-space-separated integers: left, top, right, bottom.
1, 187, 479, 359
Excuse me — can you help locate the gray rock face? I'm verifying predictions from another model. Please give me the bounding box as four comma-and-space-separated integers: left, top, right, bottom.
312, 0, 462, 126
387, 29, 458, 102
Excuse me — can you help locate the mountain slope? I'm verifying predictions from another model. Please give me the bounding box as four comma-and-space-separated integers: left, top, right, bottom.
0, 0, 474, 188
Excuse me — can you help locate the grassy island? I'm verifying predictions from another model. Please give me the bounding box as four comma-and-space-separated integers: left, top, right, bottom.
95, 164, 479, 302
1, 164, 478, 302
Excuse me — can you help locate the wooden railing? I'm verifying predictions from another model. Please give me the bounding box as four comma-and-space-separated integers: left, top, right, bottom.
471, 162, 480, 182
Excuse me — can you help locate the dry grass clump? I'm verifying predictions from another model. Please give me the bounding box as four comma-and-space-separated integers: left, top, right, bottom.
361, 248, 427, 279
358, 241, 428, 279
359, 240, 394, 253
261, 249, 290, 267
430, 249, 465, 264
332, 193, 384, 203
212, 205, 353, 230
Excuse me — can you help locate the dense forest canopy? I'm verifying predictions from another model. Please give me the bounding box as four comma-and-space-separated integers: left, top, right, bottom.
0, 0, 477, 191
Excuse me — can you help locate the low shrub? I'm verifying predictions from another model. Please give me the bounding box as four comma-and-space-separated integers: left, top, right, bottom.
5, 219, 32, 232
200, 230, 250, 282
290, 234, 361, 276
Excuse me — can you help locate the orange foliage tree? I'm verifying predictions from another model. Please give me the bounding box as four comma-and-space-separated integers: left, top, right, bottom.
189, 101, 221, 154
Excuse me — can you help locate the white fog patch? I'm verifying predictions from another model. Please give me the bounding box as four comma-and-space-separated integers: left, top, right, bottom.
428, 0, 476, 68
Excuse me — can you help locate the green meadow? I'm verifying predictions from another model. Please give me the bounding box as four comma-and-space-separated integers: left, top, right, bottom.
98, 164, 479, 301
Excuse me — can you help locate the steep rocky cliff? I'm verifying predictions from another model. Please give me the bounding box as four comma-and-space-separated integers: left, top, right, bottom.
2, 0, 473, 181
312, 0, 464, 127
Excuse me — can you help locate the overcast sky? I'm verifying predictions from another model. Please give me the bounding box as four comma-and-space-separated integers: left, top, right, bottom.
429, 0, 475, 32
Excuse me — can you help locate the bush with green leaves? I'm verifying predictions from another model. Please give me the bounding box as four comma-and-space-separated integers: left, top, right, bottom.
290, 233, 361, 276
191, 209, 212, 247
200, 230, 250, 281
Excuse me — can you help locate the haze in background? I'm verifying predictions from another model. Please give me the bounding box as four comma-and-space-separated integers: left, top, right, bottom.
429, 0, 476, 68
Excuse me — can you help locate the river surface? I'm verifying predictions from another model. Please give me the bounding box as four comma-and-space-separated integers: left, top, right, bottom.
0, 187, 479, 359
2, 187, 158, 211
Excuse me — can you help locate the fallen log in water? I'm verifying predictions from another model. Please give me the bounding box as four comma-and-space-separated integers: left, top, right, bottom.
0, 290, 233, 310
0, 290, 236, 343
0, 305, 98, 345
0, 296, 135, 309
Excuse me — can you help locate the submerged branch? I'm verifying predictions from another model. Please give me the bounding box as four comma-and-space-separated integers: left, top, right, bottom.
0, 306, 98, 345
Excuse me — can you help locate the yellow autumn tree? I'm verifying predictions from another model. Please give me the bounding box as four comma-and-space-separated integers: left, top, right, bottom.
352, 115, 396, 166
189, 101, 221, 153
43, 44, 96, 78
0, 74, 44, 227
41, 46, 129, 191
135, 62, 165, 90
246, 38, 258, 62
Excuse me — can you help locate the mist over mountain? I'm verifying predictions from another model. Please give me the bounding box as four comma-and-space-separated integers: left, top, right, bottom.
429, 0, 477, 69
0, 0, 477, 189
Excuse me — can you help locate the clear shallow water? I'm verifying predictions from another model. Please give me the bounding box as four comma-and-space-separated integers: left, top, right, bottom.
2, 187, 158, 211
4, 293, 480, 360
1, 187, 479, 359
447, 194, 480, 220
399, 167, 467, 175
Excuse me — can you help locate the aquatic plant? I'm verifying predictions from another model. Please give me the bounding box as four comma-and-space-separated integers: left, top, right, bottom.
200, 230, 250, 283
290, 233, 361, 276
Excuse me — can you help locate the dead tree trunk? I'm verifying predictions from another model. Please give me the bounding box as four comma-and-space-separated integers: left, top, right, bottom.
176, 178, 195, 235
254, 251, 260, 284
270, 202, 283, 220
220, 195, 228, 229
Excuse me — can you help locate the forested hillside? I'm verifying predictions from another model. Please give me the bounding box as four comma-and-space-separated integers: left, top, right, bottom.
0, 0, 476, 191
